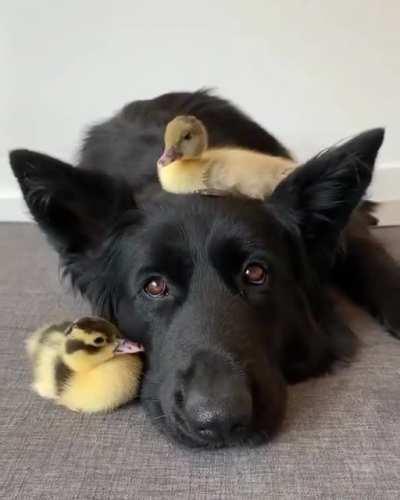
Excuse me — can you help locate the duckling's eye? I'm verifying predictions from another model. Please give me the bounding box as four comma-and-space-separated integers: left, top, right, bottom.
144, 277, 169, 298
183, 132, 192, 141
94, 336, 105, 344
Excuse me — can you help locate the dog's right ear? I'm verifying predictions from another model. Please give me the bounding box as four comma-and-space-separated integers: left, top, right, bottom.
9, 150, 135, 254
266, 128, 384, 274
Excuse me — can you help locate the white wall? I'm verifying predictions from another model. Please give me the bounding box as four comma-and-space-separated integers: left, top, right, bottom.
1, 0, 400, 220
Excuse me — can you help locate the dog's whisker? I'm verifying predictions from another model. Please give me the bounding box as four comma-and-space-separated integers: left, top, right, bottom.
151, 414, 167, 423
140, 397, 159, 403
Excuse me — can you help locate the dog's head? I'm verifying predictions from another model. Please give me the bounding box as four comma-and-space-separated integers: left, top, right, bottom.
10, 129, 383, 448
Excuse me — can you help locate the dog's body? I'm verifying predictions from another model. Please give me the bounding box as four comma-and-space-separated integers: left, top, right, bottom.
10, 90, 400, 448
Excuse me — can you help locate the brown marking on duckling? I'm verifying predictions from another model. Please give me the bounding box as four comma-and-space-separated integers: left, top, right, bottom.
65, 339, 100, 355
65, 316, 119, 342
41, 321, 72, 339
55, 357, 73, 394
29, 321, 72, 367
40, 321, 71, 345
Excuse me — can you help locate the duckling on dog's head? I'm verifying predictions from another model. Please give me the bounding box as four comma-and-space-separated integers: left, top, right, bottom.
158, 115, 208, 166
62, 317, 122, 372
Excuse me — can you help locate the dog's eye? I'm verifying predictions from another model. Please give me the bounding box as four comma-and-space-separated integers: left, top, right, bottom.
144, 277, 169, 298
243, 264, 268, 285
94, 336, 105, 344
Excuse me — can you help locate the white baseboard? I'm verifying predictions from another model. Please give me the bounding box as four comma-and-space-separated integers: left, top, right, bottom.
1, 163, 399, 223
368, 163, 400, 203
0, 197, 31, 222
375, 201, 400, 226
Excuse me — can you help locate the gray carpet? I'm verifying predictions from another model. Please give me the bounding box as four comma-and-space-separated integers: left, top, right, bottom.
1, 223, 399, 499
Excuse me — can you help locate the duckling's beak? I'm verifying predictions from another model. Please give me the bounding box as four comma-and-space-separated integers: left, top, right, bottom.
114, 338, 144, 355
157, 146, 181, 167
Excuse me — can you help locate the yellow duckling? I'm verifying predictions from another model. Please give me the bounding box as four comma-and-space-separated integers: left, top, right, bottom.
157, 115, 297, 199
27, 317, 143, 413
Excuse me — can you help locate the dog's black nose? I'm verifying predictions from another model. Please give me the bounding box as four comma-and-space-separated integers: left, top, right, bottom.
177, 354, 253, 443
185, 388, 253, 442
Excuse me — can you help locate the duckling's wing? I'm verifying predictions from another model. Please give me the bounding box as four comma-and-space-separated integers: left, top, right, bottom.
203, 148, 297, 197
26, 322, 70, 359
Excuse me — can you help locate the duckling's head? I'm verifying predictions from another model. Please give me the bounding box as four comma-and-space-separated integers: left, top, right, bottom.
62, 317, 143, 372
158, 115, 208, 166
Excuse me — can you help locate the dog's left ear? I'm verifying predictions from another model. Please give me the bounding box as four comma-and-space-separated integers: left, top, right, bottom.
9, 149, 134, 255
267, 128, 384, 271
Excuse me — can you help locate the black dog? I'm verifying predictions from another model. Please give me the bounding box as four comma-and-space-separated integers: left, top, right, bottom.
10, 90, 400, 448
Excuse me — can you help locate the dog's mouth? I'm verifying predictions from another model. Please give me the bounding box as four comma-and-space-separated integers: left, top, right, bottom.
169, 416, 271, 449
151, 405, 274, 449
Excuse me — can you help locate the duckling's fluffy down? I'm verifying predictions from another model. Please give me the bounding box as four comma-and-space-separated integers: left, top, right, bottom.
158, 148, 296, 199
27, 323, 143, 413
58, 354, 142, 413
27, 323, 68, 400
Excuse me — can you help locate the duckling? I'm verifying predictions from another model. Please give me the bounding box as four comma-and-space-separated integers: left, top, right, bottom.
27, 317, 144, 413
157, 115, 297, 200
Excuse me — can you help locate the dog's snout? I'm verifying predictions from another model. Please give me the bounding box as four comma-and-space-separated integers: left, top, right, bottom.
174, 353, 253, 444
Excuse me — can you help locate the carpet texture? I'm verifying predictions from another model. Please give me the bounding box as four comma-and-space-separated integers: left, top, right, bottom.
1, 223, 399, 499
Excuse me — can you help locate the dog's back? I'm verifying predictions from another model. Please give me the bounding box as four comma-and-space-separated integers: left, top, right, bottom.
79, 89, 291, 192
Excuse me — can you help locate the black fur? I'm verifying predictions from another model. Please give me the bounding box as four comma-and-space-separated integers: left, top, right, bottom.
9, 90, 399, 449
